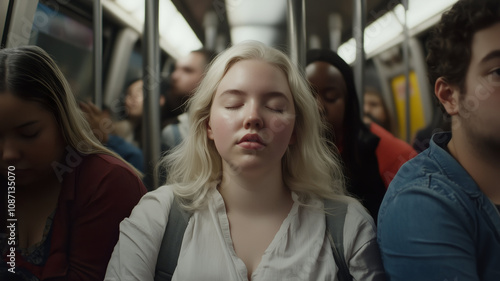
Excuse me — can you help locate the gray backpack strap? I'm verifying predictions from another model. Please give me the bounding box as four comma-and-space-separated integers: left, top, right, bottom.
154, 197, 191, 281
324, 199, 353, 281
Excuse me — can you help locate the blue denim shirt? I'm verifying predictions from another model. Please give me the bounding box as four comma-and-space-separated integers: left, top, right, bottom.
378, 132, 500, 281
106, 134, 144, 172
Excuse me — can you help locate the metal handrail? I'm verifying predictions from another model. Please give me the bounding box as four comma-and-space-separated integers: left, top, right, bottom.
93, 0, 102, 109
287, 0, 306, 71
143, 0, 161, 190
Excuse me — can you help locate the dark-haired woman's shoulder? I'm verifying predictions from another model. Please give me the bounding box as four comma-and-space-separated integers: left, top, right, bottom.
73, 153, 147, 205
45, 153, 147, 279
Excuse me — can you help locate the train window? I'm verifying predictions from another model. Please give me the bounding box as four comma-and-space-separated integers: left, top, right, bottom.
122, 44, 143, 96
29, 2, 94, 101
121, 42, 169, 100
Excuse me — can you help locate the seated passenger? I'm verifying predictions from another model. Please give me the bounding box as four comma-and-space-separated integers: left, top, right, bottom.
105, 41, 385, 281
80, 102, 145, 172
306, 49, 416, 221
378, 0, 500, 280
363, 86, 394, 134
0, 46, 147, 280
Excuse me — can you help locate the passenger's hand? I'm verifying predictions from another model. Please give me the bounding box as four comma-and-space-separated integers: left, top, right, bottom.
80, 101, 113, 144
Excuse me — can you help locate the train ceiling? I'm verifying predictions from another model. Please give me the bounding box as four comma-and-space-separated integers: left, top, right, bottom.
171, 0, 400, 50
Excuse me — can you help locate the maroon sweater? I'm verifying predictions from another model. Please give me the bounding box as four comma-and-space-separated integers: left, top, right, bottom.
1, 154, 147, 280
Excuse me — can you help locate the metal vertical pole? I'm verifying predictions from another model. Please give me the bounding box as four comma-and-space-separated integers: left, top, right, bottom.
143, 0, 161, 190
402, 0, 411, 142
287, 0, 306, 70
353, 0, 366, 115
93, 0, 102, 109
329, 13, 342, 52
204, 11, 218, 51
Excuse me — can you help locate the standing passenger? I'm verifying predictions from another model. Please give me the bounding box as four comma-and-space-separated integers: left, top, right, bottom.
363, 87, 394, 134
161, 49, 215, 151
306, 50, 416, 221
378, 0, 500, 280
0, 46, 147, 280
105, 41, 385, 281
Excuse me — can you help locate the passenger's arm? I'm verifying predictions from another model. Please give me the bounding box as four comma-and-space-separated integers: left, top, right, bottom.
105, 187, 175, 281
344, 200, 386, 281
377, 186, 478, 281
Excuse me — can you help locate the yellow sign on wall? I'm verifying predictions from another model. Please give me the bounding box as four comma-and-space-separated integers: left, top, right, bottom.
390, 71, 425, 141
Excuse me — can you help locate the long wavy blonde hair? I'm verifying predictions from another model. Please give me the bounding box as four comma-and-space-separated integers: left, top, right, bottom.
162, 41, 345, 210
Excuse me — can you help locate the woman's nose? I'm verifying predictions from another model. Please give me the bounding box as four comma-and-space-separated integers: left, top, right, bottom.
243, 105, 263, 129
1, 138, 21, 162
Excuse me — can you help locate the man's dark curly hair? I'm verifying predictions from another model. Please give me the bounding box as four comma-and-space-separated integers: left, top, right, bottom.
426, 0, 500, 92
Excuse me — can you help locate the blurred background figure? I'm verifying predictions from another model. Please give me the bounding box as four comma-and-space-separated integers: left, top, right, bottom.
115, 78, 145, 148
161, 49, 216, 151
114, 77, 167, 150
80, 102, 144, 172
306, 49, 416, 222
163, 49, 216, 125
363, 86, 395, 134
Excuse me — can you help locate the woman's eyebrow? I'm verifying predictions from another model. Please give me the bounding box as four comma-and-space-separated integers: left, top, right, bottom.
220, 89, 245, 97
220, 89, 290, 101
263, 91, 290, 102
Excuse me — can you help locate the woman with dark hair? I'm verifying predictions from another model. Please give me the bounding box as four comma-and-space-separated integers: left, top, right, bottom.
306, 49, 415, 222
0, 46, 146, 280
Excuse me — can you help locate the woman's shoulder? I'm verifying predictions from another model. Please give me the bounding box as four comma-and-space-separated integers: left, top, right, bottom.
79, 153, 138, 177
141, 185, 176, 203
124, 185, 177, 226
326, 196, 375, 226
325, 196, 377, 240
64, 153, 146, 200
324, 196, 381, 273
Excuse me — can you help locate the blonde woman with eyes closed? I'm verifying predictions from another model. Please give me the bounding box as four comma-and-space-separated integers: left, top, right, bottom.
105, 41, 386, 281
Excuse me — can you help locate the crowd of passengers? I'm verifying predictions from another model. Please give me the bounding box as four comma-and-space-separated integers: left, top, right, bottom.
1, 0, 499, 280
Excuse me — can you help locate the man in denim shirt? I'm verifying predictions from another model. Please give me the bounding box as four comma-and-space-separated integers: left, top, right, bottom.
377, 0, 500, 280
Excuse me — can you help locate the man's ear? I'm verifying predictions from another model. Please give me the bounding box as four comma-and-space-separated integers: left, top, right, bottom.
435, 77, 460, 116
207, 119, 214, 140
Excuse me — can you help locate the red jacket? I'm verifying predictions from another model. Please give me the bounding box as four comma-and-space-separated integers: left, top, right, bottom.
369, 123, 417, 188
2, 154, 147, 280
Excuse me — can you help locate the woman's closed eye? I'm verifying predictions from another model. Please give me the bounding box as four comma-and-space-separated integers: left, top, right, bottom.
224, 104, 243, 110
20, 130, 40, 139
266, 107, 284, 113
18, 126, 40, 139
322, 89, 341, 103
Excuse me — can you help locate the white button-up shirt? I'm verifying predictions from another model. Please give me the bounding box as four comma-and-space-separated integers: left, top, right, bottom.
105, 186, 385, 281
